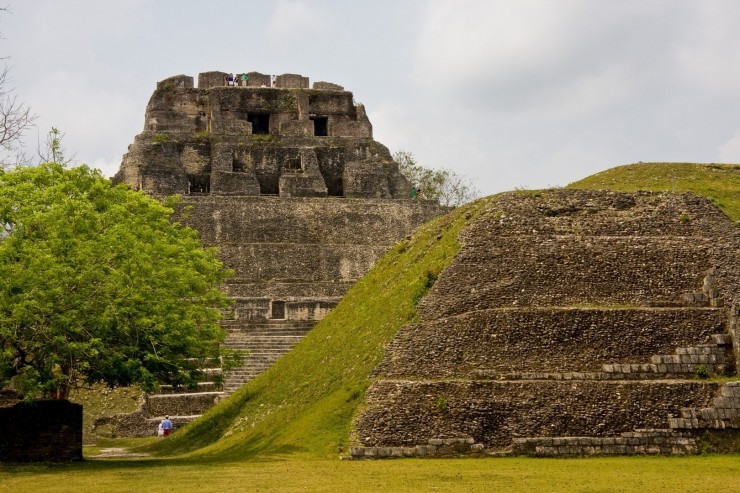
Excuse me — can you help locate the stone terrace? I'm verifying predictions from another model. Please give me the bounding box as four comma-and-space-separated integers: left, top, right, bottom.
351, 190, 739, 457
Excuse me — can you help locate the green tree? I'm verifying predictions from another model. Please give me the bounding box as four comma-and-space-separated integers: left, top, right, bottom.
0, 162, 235, 400
394, 150, 480, 207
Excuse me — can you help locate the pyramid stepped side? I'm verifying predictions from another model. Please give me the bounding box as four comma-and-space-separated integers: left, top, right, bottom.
351, 190, 740, 458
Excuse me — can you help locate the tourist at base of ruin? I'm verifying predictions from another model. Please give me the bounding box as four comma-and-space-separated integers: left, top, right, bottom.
160, 416, 173, 437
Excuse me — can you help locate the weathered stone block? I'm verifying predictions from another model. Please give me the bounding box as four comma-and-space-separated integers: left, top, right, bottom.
0, 400, 82, 462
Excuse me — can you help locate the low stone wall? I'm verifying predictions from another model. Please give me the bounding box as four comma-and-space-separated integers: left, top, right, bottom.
144, 392, 223, 416
349, 438, 485, 459
510, 429, 697, 456
95, 409, 194, 438
0, 400, 82, 462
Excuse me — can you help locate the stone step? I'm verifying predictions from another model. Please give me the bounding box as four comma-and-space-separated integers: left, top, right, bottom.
157, 382, 221, 394
222, 321, 316, 329
603, 362, 726, 375
225, 339, 303, 346
226, 329, 311, 336
509, 432, 697, 457
226, 340, 297, 346
601, 333, 731, 376
225, 334, 305, 340
670, 382, 740, 430
500, 371, 711, 381
711, 334, 732, 345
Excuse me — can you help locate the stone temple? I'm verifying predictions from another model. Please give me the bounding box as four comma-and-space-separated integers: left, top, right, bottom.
104, 71, 445, 436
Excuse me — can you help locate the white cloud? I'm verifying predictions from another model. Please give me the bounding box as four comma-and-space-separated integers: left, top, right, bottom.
265, 0, 331, 44
718, 130, 740, 163
22, 68, 142, 175
411, 0, 678, 120
673, 1, 740, 96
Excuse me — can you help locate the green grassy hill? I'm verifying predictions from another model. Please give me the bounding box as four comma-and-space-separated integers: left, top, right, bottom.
145, 198, 488, 459
567, 162, 740, 222
146, 162, 738, 460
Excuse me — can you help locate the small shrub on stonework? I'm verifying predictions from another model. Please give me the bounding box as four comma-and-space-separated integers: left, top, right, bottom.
436, 395, 448, 412
695, 364, 710, 379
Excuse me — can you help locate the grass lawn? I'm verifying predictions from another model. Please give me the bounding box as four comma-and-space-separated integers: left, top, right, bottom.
0, 453, 738, 493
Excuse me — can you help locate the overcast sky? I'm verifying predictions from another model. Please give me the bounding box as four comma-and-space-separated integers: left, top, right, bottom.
3, 0, 740, 195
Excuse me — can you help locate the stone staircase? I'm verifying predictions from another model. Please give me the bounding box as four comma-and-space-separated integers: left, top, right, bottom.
97, 319, 318, 436
222, 320, 315, 394
669, 381, 740, 430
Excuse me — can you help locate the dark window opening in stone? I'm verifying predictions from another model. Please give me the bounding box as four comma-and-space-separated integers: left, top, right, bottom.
311, 116, 328, 136
232, 158, 244, 172
271, 301, 286, 319
256, 173, 279, 195
285, 158, 302, 172
187, 173, 210, 194
248, 113, 270, 134
317, 152, 344, 197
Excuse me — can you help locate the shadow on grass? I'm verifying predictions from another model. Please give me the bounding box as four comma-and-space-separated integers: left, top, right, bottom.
0, 443, 307, 477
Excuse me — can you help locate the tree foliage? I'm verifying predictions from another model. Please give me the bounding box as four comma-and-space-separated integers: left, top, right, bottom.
0, 163, 235, 399
394, 150, 480, 207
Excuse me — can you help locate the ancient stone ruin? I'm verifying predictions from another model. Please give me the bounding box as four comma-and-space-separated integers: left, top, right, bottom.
350, 189, 739, 458
0, 400, 82, 462
114, 71, 410, 199
103, 71, 445, 436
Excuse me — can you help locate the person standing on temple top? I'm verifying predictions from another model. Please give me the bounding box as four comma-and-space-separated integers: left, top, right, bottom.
271, 74, 276, 87
226, 73, 234, 86
241, 73, 248, 86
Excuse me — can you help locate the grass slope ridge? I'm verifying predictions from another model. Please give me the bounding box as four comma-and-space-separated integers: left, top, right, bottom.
567, 162, 740, 222
146, 198, 485, 459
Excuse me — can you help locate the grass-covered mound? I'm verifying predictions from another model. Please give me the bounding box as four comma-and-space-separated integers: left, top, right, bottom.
144, 198, 486, 459
567, 162, 740, 222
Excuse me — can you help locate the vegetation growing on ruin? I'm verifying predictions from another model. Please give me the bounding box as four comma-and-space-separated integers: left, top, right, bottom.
567, 162, 740, 222
151, 133, 173, 144
143, 195, 488, 459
